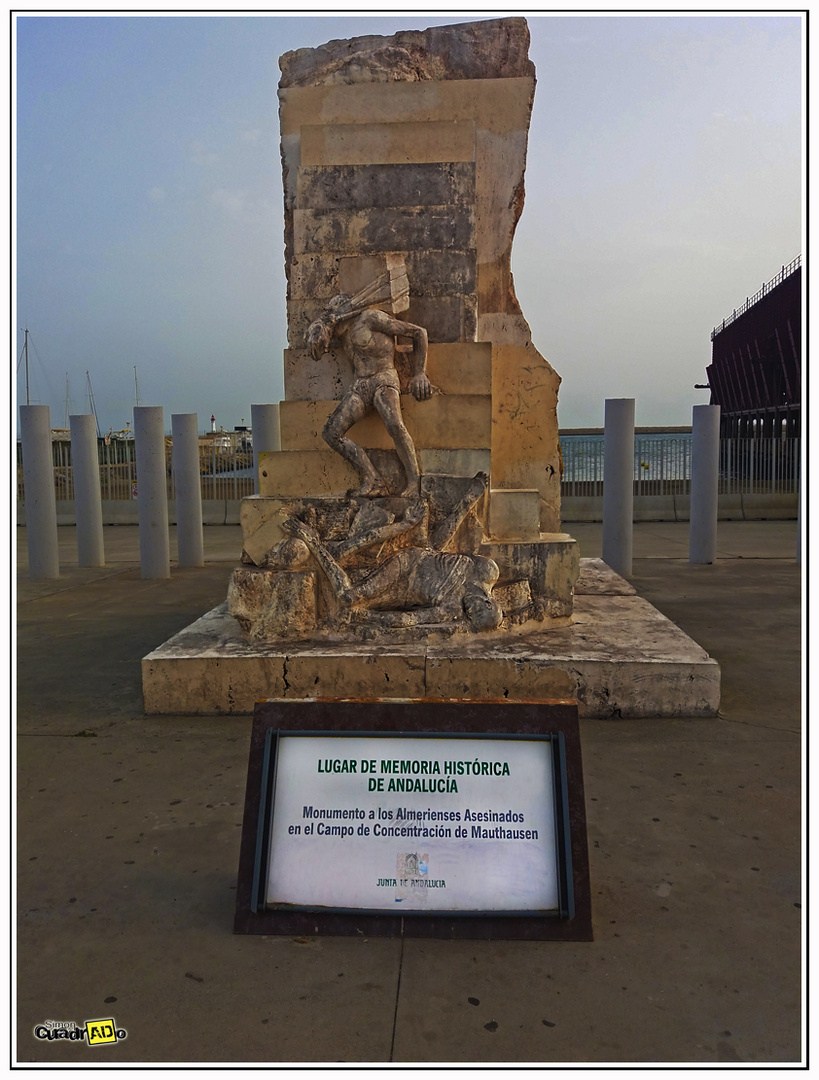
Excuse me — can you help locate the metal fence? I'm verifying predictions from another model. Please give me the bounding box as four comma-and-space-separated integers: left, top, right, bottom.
559, 435, 799, 498
17, 434, 800, 504
16, 434, 256, 503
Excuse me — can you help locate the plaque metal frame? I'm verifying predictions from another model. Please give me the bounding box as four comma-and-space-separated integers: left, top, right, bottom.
235, 699, 593, 941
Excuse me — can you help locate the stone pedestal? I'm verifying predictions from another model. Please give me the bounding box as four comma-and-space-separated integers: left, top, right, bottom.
142, 559, 721, 719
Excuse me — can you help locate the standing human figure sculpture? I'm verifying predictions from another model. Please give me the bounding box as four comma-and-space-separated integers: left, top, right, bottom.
307, 293, 432, 497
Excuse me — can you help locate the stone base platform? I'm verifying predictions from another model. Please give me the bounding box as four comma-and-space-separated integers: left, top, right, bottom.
142, 560, 720, 719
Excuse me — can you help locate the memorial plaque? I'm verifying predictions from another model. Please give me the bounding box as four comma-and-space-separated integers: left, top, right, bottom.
235, 700, 592, 940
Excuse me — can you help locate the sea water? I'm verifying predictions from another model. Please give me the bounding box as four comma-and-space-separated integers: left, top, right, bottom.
560, 432, 692, 485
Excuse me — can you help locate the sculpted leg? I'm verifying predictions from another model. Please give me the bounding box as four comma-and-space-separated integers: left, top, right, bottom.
374, 386, 420, 497
322, 393, 389, 497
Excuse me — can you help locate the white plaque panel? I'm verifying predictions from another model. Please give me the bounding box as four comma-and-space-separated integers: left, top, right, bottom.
265, 733, 562, 914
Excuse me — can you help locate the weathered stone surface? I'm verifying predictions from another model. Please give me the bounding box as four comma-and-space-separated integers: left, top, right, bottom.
293, 207, 475, 257
280, 78, 534, 139
142, 565, 721, 718
233, 18, 573, 641
488, 488, 541, 542
257, 450, 492, 498
288, 250, 477, 303
227, 567, 318, 639
279, 18, 535, 88
575, 558, 637, 596
287, 296, 473, 348
278, 397, 491, 453
480, 535, 580, 619
300, 119, 476, 167
280, 36, 536, 338
297, 162, 476, 211
284, 340, 490, 401
240, 495, 290, 564
259, 450, 364, 499
491, 342, 562, 533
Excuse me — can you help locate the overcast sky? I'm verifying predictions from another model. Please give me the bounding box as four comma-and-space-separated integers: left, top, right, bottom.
14, 11, 803, 434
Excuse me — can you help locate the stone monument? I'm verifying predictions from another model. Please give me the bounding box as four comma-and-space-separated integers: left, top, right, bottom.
143, 17, 720, 719
228, 16, 579, 642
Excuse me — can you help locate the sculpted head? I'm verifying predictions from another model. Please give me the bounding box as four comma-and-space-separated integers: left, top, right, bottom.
306, 294, 355, 360
462, 583, 503, 632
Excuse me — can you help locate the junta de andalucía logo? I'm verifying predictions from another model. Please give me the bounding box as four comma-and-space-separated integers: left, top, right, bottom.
34, 1018, 127, 1045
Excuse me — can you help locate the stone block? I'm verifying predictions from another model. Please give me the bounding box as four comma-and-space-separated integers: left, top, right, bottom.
491, 342, 562, 532
286, 295, 473, 349
297, 161, 476, 211
284, 651, 427, 699
293, 206, 475, 258
474, 126, 529, 273
279, 78, 534, 139
418, 448, 492, 477
425, 342, 491, 395
287, 249, 478, 304
278, 396, 491, 452
227, 566, 318, 639
284, 346, 352, 401
240, 495, 290, 563
424, 655, 576, 702
480, 535, 579, 614
284, 340, 491, 401
258, 449, 363, 497
403, 297, 477, 345
279, 19, 535, 89
574, 558, 636, 597
488, 488, 541, 541
299, 119, 476, 167
257, 449, 492, 498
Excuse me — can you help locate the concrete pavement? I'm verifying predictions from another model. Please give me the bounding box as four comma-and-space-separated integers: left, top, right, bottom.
16, 521, 803, 1064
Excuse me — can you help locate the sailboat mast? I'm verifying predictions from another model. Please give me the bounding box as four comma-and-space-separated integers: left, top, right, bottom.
86, 371, 101, 438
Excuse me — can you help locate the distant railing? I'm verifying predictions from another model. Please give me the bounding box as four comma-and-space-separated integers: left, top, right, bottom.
17, 434, 800, 504
16, 434, 256, 503
711, 255, 801, 340
559, 435, 800, 498
717, 437, 800, 496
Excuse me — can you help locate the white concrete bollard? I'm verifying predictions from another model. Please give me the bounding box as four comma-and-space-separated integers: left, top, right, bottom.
689, 404, 721, 565
20, 404, 60, 579
69, 413, 105, 567
251, 403, 281, 495
172, 413, 204, 567
602, 398, 635, 579
134, 406, 170, 579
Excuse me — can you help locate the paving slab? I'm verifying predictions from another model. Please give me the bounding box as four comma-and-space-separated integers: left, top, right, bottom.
16, 522, 802, 1064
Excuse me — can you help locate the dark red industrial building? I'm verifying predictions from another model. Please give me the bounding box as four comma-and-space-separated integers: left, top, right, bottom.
705, 256, 801, 438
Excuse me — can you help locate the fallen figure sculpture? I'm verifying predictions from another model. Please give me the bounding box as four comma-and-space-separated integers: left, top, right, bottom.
279, 473, 503, 632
